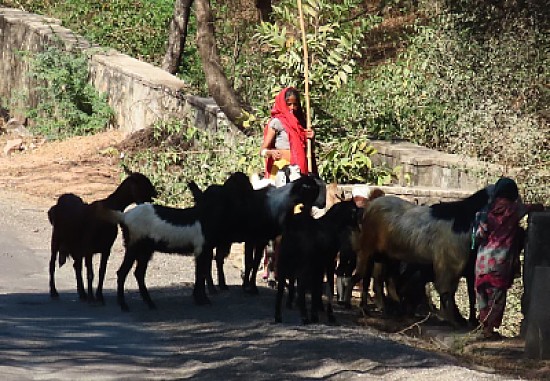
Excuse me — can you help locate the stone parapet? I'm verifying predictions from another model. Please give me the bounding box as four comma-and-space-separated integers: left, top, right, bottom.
370, 140, 500, 191
337, 184, 479, 205
0, 7, 228, 135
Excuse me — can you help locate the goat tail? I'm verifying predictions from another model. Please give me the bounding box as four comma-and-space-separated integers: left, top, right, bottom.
94, 205, 124, 225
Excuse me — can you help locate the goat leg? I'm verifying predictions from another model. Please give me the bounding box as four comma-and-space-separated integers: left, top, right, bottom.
464, 260, 479, 326
206, 255, 218, 295
274, 273, 285, 323
241, 242, 254, 292
193, 251, 211, 305
297, 279, 309, 325
324, 272, 336, 324
134, 257, 155, 309
85, 255, 96, 303
95, 252, 109, 305
439, 291, 467, 327
215, 243, 230, 291
73, 258, 87, 300
310, 280, 321, 324
286, 277, 295, 309
116, 254, 135, 312
49, 239, 59, 298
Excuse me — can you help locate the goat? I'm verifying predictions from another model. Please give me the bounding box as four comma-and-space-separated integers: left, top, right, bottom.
110, 171, 265, 311
352, 188, 489, 327
187, 172, 254, 292
48, 170, 157, 304
189, 173, 325, 296
241, 174, 326, 295
111, 172, 324, 311
275, 200, 360, 324
110, 203, 211, 311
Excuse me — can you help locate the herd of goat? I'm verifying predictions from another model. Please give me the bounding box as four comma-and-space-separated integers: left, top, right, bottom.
48, 168, 493, 327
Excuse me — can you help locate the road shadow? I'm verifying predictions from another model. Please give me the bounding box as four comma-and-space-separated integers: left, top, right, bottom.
0, 283, 471, 380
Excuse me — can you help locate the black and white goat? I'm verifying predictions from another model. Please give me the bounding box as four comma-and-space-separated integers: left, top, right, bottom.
110, 172, 324, 311
48, 170, 157, 304
240, 174, 326, 295
111, 202, 210, 311
352, 188, 489, 327
275, 200, 360, 324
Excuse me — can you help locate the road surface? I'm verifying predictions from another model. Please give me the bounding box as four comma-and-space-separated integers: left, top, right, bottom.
0, 190, 513, 380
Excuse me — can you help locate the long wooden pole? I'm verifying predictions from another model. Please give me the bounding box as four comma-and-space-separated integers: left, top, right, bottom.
296, 0, 313, 173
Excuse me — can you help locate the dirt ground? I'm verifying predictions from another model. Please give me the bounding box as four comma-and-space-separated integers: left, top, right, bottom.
1, 128, 549, 380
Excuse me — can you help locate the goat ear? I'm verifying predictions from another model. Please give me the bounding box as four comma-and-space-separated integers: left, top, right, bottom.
122, 164, 133, 176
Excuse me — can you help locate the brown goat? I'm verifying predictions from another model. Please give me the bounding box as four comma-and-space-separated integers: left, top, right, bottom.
48, 170, 157, 304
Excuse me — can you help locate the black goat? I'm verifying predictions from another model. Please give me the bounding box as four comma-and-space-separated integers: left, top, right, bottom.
187, 172, 253, 292
275, 200, 360, 324
189, 173, 326, 296
48, 170, 157, 304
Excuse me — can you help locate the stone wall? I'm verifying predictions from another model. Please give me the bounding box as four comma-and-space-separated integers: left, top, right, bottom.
0, 7, 228, 135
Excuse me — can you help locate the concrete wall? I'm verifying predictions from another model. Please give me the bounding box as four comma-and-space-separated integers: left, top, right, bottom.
0, 7, 227, 135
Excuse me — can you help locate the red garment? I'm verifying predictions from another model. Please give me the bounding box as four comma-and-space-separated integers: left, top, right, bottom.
264, 87, 309, 177
475, 197, 521, 290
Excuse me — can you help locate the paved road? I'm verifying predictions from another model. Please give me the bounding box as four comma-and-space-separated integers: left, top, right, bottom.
0, 190, 514, 380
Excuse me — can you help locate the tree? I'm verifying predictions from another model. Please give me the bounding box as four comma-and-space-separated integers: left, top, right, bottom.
195, 0, 252, 133
162, 0, 194, 74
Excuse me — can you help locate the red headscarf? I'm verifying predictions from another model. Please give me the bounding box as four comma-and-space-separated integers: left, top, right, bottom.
264, 87, 309, 176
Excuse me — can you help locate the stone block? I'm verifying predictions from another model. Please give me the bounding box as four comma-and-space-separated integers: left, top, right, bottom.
525, 266, 550, 359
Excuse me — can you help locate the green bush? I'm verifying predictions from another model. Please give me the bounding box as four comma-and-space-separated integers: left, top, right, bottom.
121, 119, 263, 207
26, 46, 114, 139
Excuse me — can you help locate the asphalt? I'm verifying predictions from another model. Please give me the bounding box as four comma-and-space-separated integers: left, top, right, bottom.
0, 190, 517, 380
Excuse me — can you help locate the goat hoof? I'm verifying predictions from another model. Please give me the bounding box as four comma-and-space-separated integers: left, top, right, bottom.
219, 284, 229, 291
244, 286, 259, 295
50, 291, 59, 299
95, 294, 105, 305
208, 286, 218, 295
275, 316, 282, 323
119, 304, 130, 312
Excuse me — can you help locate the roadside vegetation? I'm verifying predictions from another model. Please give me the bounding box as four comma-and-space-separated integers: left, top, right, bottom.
1, 0, 547, 205
0, 0, 550, 202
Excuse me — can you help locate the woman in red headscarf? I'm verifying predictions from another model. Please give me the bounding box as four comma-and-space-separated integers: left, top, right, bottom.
260, 87, 317, 179
259, 87, 317, 282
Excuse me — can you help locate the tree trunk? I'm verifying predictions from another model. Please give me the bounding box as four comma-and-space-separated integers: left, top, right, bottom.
195, 0, 248, 133
162, 0, 194, 74
256, 0, 273, 23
